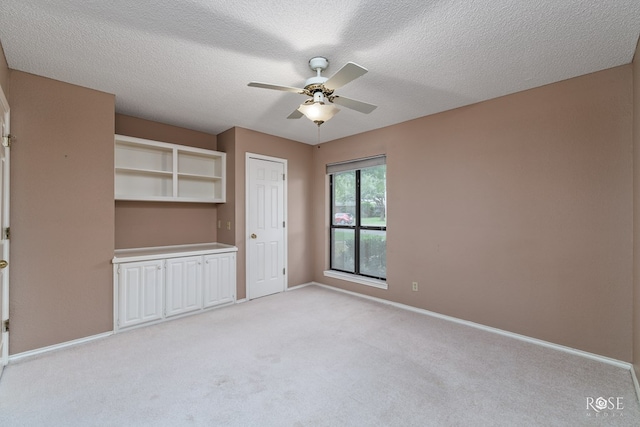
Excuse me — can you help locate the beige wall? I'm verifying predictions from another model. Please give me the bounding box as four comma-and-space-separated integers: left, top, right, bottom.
313, 66, 634, 361
633, 38, 640, 381
8, 71, 115, 354
115, 114, 217, 150
114, 114, 218, 248
0, 42, 8, 96
223, 127, 314, 300
216, 128, 236, 247
115, 201, 218, 249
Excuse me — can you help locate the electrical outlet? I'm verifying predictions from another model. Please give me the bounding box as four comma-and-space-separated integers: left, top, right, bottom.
412, 282, 418, 291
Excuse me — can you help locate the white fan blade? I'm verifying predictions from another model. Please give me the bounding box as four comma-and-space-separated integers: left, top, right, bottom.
287, 109, 303, 119
331, 96, 377, 114
324, 62, 368, 90
248, 82, 305, 94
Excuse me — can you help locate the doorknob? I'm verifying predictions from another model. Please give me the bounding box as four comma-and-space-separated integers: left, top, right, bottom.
250, 233, 257, 239
0, 260, 7, 269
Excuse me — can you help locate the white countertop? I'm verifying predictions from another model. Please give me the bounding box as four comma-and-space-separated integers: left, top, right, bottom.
113, 242, 237, 263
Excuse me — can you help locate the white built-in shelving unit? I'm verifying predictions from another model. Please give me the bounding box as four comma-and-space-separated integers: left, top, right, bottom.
115, 134, 226, 203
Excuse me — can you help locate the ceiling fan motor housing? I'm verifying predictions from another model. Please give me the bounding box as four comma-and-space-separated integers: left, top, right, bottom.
308, 56, 328, 72
304, 76, 328, 89
305, 56, 330, 90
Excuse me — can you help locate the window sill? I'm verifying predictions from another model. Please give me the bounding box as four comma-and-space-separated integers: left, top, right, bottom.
323, 270, 388, 290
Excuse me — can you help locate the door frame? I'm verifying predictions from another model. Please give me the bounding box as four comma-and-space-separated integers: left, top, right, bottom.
0, 85, 10, 370
245, 153, 287, 300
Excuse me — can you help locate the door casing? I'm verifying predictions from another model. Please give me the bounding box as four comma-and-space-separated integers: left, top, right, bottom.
0, 86, 10, 373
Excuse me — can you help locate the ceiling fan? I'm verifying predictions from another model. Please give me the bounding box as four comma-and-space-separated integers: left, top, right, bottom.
248, 57, 377, 126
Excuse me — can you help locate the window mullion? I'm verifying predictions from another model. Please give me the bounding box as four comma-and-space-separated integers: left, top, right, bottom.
329, 174, 334, 270
355, 170, 361, 275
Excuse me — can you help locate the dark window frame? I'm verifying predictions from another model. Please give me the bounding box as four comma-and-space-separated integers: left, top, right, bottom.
329, 167, 387, 281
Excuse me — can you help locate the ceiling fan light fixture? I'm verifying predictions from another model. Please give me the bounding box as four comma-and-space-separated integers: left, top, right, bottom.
297, 101, 340, 126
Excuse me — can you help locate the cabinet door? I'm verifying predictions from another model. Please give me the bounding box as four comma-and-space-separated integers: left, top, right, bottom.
203, 253, 236, 308
118, 260, 164, 329
165, 256, 203, 317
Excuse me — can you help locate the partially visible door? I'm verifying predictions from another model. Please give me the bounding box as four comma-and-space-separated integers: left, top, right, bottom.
0, 89, 9, 373
247, 155, 286, 300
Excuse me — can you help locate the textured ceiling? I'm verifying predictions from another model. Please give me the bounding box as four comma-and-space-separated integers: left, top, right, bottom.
0, 1, 639, 144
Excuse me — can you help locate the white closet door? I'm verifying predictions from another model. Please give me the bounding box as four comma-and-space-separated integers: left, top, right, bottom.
247, 156, 285, 300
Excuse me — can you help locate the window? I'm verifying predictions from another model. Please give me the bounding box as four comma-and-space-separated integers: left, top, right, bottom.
328, 156, 386, 282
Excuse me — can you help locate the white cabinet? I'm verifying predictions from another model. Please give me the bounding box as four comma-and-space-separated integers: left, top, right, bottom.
165, 256, 203, 317
117, 260, 164, 329
115, 134, 226, 203
113, 243, 237, 332
203, 252, 236, 308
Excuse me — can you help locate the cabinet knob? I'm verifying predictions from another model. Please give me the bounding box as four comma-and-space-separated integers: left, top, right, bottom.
251, 233, 257, 239
0, 260, 7, 269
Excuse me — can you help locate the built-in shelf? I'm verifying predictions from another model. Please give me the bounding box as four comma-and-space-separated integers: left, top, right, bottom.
115, 134, 226, 203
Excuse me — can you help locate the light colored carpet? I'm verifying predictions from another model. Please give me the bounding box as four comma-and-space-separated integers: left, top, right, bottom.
0, 285, 638, 426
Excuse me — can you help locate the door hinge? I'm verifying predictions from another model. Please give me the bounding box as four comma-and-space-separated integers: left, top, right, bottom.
3, 227, 9, 240
283, 221, 285, 228
283, 174, 285, 181
2, 134, 13, 148
283, 268, 285, 275
2, 319, 8, 333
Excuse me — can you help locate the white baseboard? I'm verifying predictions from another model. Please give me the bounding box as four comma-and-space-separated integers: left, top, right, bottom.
631, 364, 640, 404
9, 331, 113, 364
310, 282, 634, 372
286, 282, 314, 292
238, 283, 312, 303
